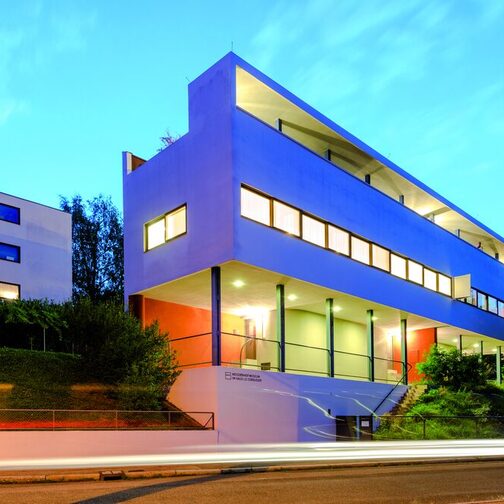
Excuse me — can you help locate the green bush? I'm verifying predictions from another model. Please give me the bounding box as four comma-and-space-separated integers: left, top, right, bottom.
417, 346, 489, 390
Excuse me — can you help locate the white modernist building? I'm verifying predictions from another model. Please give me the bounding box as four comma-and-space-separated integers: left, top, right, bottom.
0, 192, 72, 302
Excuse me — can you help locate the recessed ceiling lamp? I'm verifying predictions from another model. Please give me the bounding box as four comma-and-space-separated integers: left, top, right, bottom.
333, 306, 342, 313
287, 294, 298, 301
232, 280, 245, 288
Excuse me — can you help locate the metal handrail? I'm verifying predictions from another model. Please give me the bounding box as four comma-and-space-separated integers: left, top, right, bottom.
372, 361, 413, 416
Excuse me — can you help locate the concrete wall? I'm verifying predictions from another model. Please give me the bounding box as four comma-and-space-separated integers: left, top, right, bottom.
0, 430, 218, 462
0, 192, 72, 302
169, 366, 407, 444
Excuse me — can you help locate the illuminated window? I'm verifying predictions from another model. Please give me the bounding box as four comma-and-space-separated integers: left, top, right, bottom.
146, 218, 165, 250
0, 203, 20, 224
328, 226, 350, 255
241, 187, 271, 226
0, 281, 19, 300
351, 236, 370, 264
438, 274, 452, 296
302, 215, 325, 247
390, 254, 406, 279
477, 292, 487, 310
145, 205, 186, 251
0, 242, 20, 263
166, 206, 186, 240
273, 201, 300, 236
371, 244, 389, 271
423, 269, 437, 291
498, 301, 504, 317
408, 260, 423, 284
488, 296, 498, 314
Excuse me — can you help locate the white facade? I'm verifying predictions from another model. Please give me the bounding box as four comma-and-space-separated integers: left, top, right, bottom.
0, 192, 72, 302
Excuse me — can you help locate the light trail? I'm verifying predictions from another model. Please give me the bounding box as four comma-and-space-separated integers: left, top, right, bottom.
2, 440, 504, 471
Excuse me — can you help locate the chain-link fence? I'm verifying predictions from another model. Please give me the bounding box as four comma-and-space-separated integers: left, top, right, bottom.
0, 409, 214, 431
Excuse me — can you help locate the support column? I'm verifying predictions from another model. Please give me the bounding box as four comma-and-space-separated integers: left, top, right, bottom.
211, 266, 221, 366
367, 310, 375, 382
326, 299, 335, 378
497, 346, 502, 385
480, 340, 484, 361
277, 284, 285, 372
400, 319, 408, 385
458, 335, 463, 353
434, 327, 438, 347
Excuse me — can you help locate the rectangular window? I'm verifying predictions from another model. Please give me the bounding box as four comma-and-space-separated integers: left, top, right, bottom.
423, 268, 437, 291
166, 206, 186, 240
371, 244, 390, 271
0, 281, 19, 300
327, 225, 350, 255
302, 215, 325, 247
467, 288, 477, 306
273, 201, 300, 236
0, 203, 20, 224
477, 291, 488, 310
498, 301, 504, 318
0, 242, 20, 263
390, 254, 407, 279
241, 187, 271, 226
488, 296, 498, 314
351, 236, 370, 264
438, 274, 452, 296
408, 260, 423, 284
145, 205, 186, 251
146, 218, 165, 250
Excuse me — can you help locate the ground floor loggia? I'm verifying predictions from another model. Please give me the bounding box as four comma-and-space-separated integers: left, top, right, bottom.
128, 261, 504, 385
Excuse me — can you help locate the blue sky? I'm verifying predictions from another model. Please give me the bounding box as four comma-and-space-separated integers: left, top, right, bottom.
1, 0, 503, 233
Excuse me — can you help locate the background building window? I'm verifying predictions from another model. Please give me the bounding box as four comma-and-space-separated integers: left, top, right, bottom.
371, 244, 390, 271
351, 236, 370, 264
438, 274, 452, 296
390, 254, 406, 279
0, 281, 19, 300
0, 242, 20, 263
327, 226, 350, 255
302, 215, 325, 247
241, 187, 271, 226
408, 260, 423, 284
273, 201, 300, 236
423, 269, 437, 291
0, 203, 20, 224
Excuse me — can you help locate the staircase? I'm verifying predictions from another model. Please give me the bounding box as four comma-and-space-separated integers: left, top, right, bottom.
387, 384, 427, 416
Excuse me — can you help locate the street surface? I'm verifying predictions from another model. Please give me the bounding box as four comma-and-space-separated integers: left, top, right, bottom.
1, 460, 504, 503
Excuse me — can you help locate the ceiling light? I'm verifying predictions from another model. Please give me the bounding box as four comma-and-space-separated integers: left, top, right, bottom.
287, 294, 298, 301
452, 339, 458, 343
492, 348, 498, 353
333, 306, 342, 313
232, 280, 245, 288
371, 316, 378, 321
473, 343, 480, 348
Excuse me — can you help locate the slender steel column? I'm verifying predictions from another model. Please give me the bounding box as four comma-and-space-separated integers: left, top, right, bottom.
367, 310, 375, 382
480, 340, 484, 361
400, 319, 408, 385
458, 335, 463, 353
434, 327, 438, 347
326, 298, 335, 378
497, 346, 502, 385
276, 284, 285, 372
211, 266, 221, 366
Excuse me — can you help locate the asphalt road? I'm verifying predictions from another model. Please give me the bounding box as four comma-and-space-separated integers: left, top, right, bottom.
1, 461, 504, 503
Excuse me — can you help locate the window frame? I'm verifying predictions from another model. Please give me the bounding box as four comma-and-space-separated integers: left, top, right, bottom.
240, 186, 272, 226
0, 203, 20, 225
0, 242, 21, 263
144, 204, 187, 252
0, 280, 20, 300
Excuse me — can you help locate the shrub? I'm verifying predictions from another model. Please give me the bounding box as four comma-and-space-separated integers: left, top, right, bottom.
417, 346, 489, 390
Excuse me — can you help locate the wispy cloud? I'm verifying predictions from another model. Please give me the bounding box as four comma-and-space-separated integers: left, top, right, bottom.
0, 2, 96, 126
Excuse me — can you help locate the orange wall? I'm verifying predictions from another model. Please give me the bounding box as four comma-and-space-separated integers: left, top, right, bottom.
143, 299, 246, 368
407, 328, 436, 383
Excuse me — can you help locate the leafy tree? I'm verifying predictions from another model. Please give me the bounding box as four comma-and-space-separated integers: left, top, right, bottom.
417, 346, 489, 391
60, 195, 123, 302
0, 299, 66, 351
